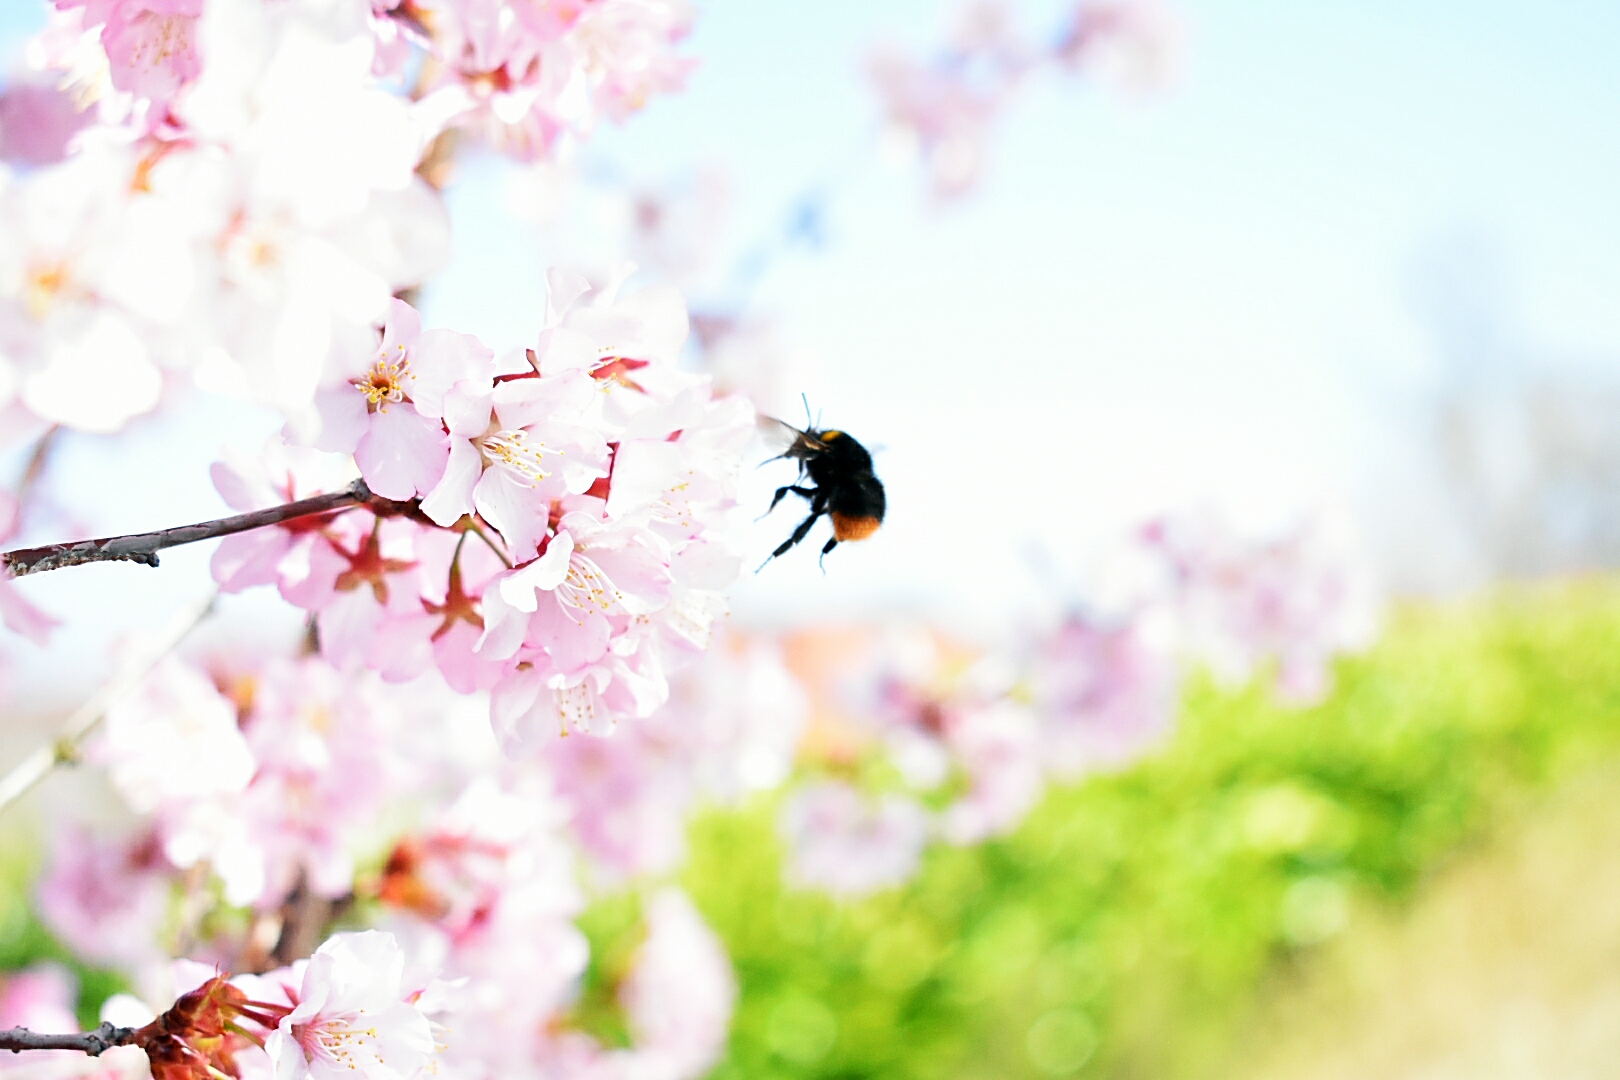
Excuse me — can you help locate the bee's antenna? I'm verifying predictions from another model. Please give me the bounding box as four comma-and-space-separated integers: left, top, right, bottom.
800, 392, 813, 430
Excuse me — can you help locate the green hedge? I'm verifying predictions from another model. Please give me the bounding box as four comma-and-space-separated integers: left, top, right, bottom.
663, 581, 1620, 1080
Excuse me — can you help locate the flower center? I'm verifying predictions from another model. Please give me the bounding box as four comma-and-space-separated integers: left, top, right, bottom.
297, 1014, 381, 1068
355, 347, 411, 410
556, 550, 622, 621
25, 262, 70, 320
478, 429, 561, 485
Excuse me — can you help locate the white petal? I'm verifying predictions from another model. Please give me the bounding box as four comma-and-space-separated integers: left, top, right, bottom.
498, 532, 574, 612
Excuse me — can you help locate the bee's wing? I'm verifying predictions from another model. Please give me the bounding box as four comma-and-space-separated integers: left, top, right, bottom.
757, 415, 800, 448
758, 415, 825, 455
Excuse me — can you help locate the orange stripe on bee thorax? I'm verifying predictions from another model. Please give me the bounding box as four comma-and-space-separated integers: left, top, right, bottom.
831, 512, 882, 541
820, 430, 842, 440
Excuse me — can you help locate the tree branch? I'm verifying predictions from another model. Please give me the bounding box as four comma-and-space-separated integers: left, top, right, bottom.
0, 479, 395, 578
0, 1022, 137, 1056
0, 590, 218, 816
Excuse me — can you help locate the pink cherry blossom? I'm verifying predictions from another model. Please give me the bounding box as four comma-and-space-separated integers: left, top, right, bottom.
936, 701, 1043, 844
1054, 0, 1184, 91
55, 0, 205, 109
314, 298, 499, 503
36, 826, 172, 971
0, 83, 92, 167
779, 781, 932, 898
0, 964, 80, 1033
230, 657, 417, 907
396, 0, 696, 162
1025, 613, 1176, 773
419, 369, 610, 559
617, 888, 735, 1080
97, 656, 256, 815
867, 5, 1031, 200
209, 440, 360, 594
1141, 511, 1377, 703
264, 931, 437, 1080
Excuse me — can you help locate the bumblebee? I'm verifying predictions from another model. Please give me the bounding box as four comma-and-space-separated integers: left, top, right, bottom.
760, 410, 886, 567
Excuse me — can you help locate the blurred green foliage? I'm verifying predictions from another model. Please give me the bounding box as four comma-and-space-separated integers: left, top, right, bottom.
0, 851, 126, 1030
7, 581, 1620, 1074
667, 582, 1620, 1080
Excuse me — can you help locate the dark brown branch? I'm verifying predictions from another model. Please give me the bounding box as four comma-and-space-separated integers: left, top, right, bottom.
0, 1022, 137, 1056
0, 479, 421, 578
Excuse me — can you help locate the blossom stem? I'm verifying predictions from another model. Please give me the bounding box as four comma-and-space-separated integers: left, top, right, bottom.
0, 480, 419, 577
0, 1022, 138, 1056
464, 517, 513, 569
0, 591, 217, 816
16, 424, 61, 508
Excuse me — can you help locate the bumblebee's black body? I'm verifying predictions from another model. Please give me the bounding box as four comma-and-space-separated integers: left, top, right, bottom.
762, 421, 887, 567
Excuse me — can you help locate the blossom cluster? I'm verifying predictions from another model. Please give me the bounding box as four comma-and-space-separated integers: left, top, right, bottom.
870, 0, 1182, 198
0, 0, 693, 438
204, 273, 751, 744
33, 643, 756, 1080
773, 512, 1377, 896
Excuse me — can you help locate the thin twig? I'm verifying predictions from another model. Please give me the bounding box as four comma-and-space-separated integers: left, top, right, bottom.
15, 425, 61, 508
1, 480, 381, 577
0, 591, 218, 816
0, 1022, 137, 1056
464, 517, 514, 569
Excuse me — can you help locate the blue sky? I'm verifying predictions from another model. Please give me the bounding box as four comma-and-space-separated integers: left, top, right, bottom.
423, 0, 1620, 620
3, 1, 1619, 699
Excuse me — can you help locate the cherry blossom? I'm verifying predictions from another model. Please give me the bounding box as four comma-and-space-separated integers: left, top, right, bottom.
1054, 0, 1184, 91
208, 440, 362, 595
1024, 613, 1177, 774
386, 0, 696, 162
66, 0, 206, 109
36, 826, 172, 971
264, 932, 437, 1080
313, 298, 499, 503
0, 82, 92, 166
869, 0, 1182, 199
1140, 511, 1378, 703
615, 889, 735, 1080
0, 964, 80, 1034
779, 781, 932, 898
418, 369, 610, 559
98, 656, 256, 815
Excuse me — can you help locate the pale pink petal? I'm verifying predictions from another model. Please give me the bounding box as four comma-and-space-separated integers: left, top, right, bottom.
380, 298, 422, 357
0, 583, 57, 645
313, 386, 371, 454
473, 468, 550, 563
102, 5, 201, 105
318, 591, 384, 670
530, 593, 611, 674
211, 529, 295, 593
489, 666, 548, 753
354, 407, 449, 499
475, 586, 531, 661
433, 620, 500, 693
496, 533, 573, 612
408, 329, 495, 416
419, 438, 483, 527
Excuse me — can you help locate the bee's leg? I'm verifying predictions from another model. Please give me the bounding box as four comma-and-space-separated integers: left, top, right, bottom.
763, 485, 817, 518
818, 536, 838, 571
774, 509, 823, 557
757, 508, 824, 571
